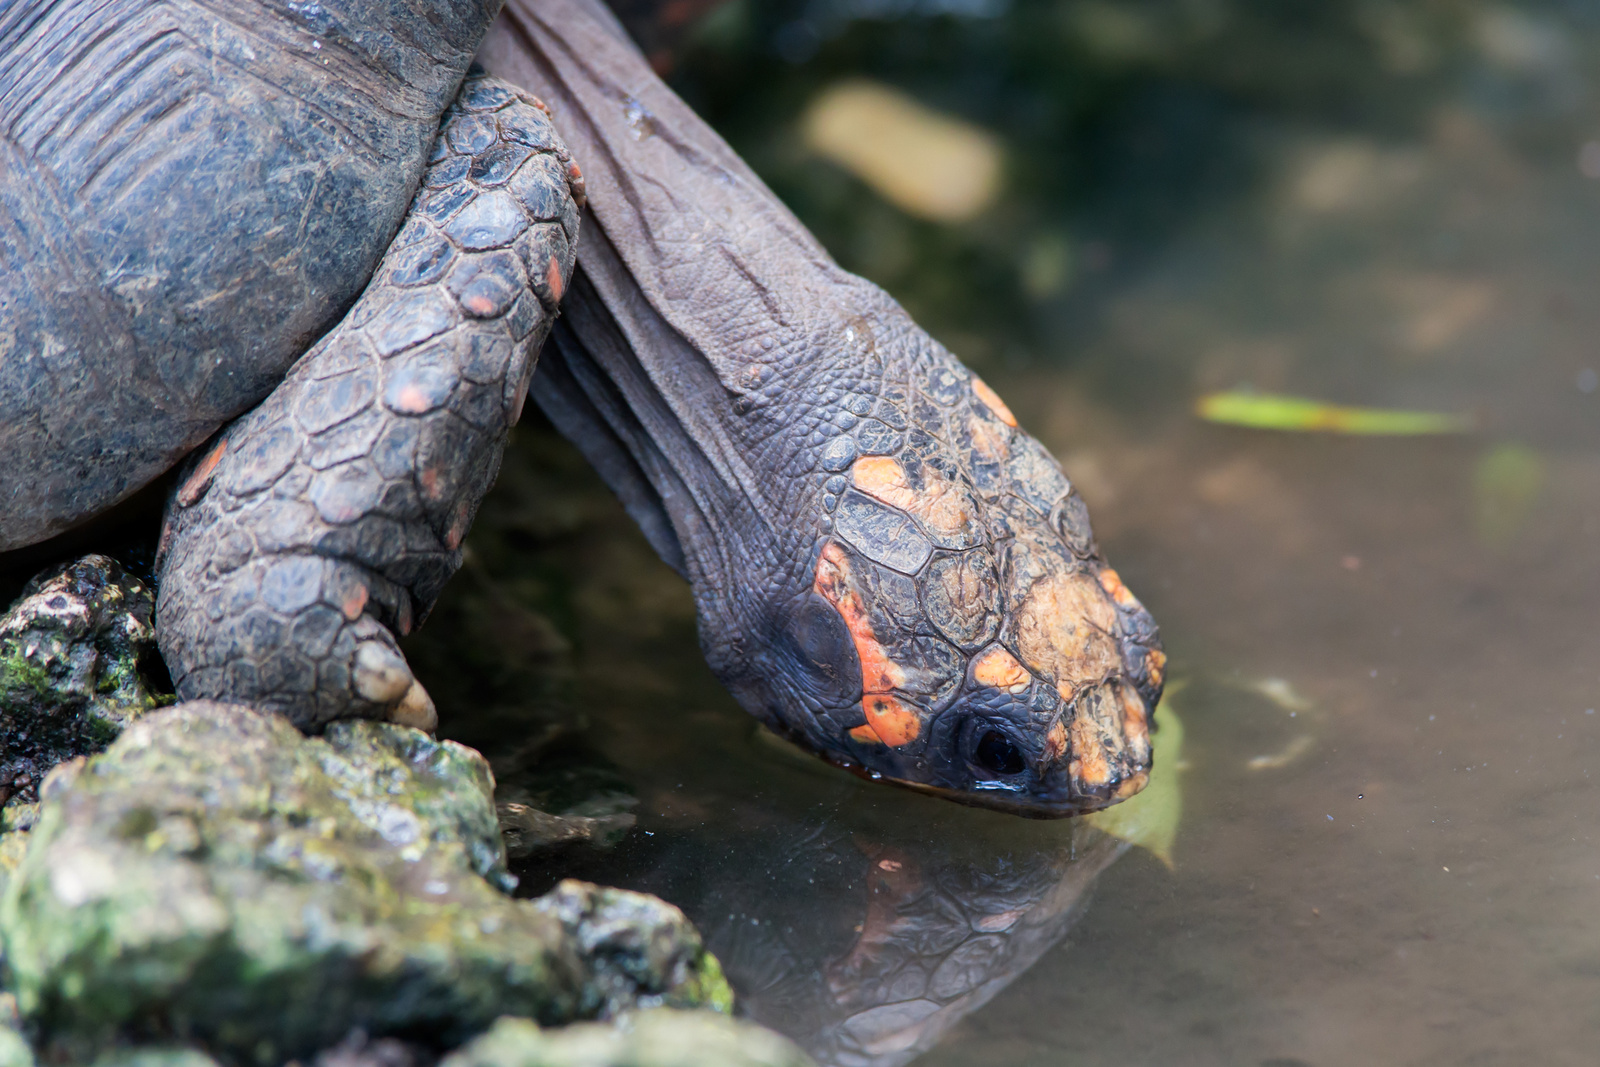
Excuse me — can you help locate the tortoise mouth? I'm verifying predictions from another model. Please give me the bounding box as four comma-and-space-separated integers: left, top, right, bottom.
813, 747, 1147, 819
857, 771, 1135, 819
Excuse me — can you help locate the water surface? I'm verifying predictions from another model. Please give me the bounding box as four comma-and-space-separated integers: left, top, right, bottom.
424, 3, 1600, 1063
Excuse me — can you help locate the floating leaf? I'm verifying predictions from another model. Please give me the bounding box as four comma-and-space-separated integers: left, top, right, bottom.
1196, 391, 1472, 435
1087, 685, 1184, 867
801, 79, 1002, 222
1473, 442, 1545, 549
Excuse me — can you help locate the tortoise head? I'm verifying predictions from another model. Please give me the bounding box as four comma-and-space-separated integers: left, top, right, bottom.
492, 0, 1160, 817
706, 333, 1165, 818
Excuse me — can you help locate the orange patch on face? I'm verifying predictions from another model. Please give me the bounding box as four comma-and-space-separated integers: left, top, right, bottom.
1042, 719, 1069, 763
849, 723, 884, 745
972, 376, 1017, 427
967, 413, 1011, 464
1067, 682, 1151, 796
1144, 648, 1167, 689
814, 542, 907, 694
1097, 567, 1142, 610
1013, 572, 1120, 701
863, 694, 921, 746
1120, 682, 1151, 756
177, 439, 227, 507
972, 645, 1030, 691
546, 255, 565, 303
1114, 771, 1150, 799
340, 584, 369, 621
419, 466, 443, 501
850, 456, 976, 541
1069, 711, 1114, 789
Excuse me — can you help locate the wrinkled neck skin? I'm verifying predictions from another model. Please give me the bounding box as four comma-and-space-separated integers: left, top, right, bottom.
481, 0, 1164, 817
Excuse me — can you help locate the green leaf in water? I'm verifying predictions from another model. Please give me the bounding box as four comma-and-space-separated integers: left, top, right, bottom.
1196, 391, 1472, 435
1086, 684, 1185, 867
1473, 442, 1545, 549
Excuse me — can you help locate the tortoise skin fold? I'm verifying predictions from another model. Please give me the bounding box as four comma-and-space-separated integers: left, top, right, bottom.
481, 0, 1163, 816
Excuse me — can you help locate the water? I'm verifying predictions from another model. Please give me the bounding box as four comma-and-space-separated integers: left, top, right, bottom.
419, 3, 1600, 1064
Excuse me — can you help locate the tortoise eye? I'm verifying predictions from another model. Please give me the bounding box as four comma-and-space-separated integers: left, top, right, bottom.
974, 729, 1025, 776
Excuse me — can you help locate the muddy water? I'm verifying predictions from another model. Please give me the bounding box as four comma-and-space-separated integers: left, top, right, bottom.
422, 4, 1600, 1065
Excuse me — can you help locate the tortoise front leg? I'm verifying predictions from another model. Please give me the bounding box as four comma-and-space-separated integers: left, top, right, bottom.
155, 72, 583, 732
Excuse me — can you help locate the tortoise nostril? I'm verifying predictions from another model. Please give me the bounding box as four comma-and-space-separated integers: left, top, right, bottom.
974, 730, 1026, 775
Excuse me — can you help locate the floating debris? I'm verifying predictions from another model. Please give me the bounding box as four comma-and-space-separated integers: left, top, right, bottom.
1247, 734, 1316, 771
1196, 391, 1473, 434
801, 79, 1002, 222
1473, 442, 1546, 549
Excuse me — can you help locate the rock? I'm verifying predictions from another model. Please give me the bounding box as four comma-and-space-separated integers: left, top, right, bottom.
0, 994, 29, 1067
87, 1051, 221, 1067
303, 1028, 432, 1067
0, 702, 731, 1064
535, 882, 735, 1019
440, 1011, 815, 1067
0, 556, 168, 806
0, 804, 35, 898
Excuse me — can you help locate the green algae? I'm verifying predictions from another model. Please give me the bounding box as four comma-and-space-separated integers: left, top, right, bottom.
441, 1011, 813, 1067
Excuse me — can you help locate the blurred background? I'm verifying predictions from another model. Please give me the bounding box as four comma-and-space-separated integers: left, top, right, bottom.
414, 3, 1600, 1065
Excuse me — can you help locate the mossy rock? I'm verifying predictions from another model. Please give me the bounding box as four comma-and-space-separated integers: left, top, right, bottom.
0, 556, 169, 806
0, 702, 730, 1064
441, 1011, 814, 1067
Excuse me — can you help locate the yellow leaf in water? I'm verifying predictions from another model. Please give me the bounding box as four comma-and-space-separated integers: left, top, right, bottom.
801, 79, 1002, 222
1473, 442, 1545, 549
1195, 391, 1473, 435
1086, 685, 1184, 868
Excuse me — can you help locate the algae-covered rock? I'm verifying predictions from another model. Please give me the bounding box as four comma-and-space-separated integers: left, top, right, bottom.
303, 1029, 432, 1067
0, 556, 167, 806
0, 702, 731, 1063
0, 993, 30, 1067
441, 1011, 815, 1067
0, 1027, 32, 1067
536, 882, 735, 1019
88, 1051, 221, 1067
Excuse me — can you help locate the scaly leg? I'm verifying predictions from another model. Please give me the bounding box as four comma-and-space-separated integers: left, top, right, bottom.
156, 71, 583, 732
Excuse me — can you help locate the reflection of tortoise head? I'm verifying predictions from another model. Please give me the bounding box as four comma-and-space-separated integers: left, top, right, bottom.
687, 824, 1129, 1067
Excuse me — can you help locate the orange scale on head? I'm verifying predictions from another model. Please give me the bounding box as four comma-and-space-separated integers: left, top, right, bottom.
1097, 567, 1142, 611
1012, 571, 1121, 703
863, 693, 922, 747
814, 541, 906, 694
1144, 647, 1167, 689
848, 723, 884, 745
972, 645, 1031, 692
850, 455, 978, 544
971, 376, 1017, 427
1041, 718, 1069, 763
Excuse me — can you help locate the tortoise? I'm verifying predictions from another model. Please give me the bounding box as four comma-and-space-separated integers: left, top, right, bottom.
0, 0, 1164, 816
